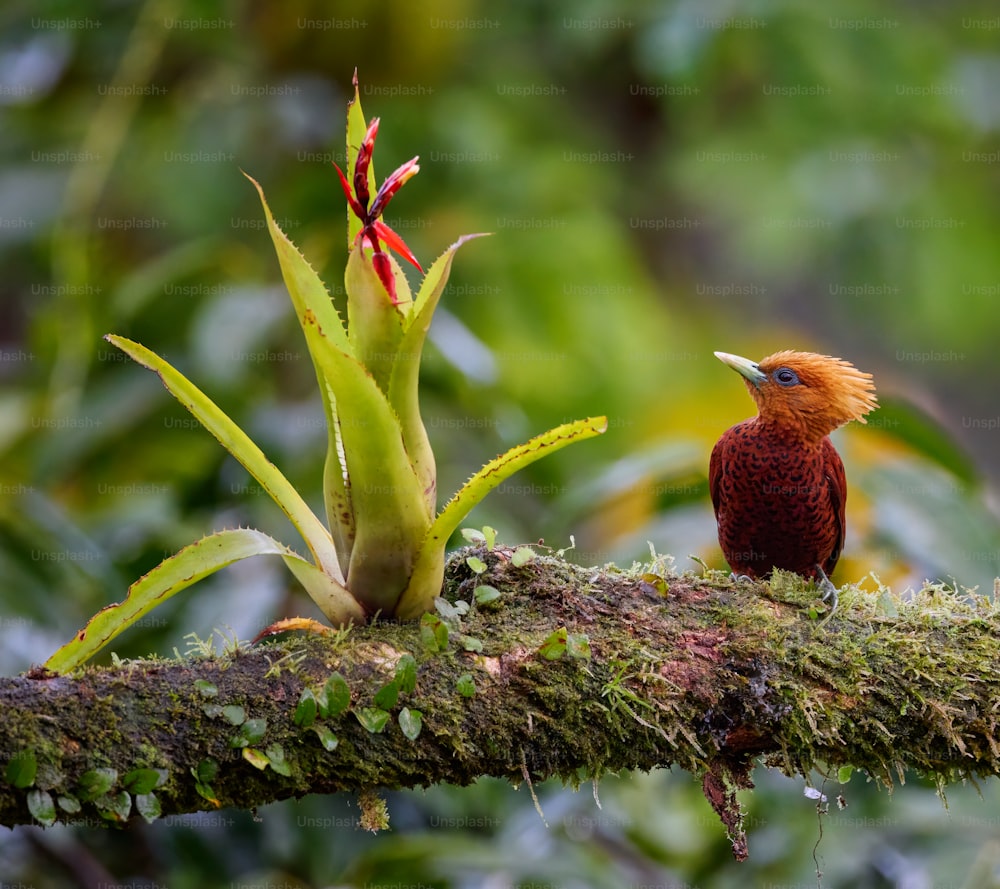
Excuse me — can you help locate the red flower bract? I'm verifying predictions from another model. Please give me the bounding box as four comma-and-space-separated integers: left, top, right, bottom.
334, 117, 422, 305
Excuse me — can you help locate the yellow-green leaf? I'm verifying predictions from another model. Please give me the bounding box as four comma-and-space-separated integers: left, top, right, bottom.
303, 313, 432, 615
245, 173, 354, 561
45, 528, 362, 674
396, 417, 608, 619
389, 234, 489, 512
345, 246, 406, 397
242, 748, 269, 770
104, 334, 344, 585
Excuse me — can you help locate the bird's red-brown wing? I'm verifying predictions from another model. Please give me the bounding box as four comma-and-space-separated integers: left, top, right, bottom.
821, 436, 847, 575
708, 436, 724, 516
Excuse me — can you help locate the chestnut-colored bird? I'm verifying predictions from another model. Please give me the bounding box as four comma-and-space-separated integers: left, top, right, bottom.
709, 350, 878, 608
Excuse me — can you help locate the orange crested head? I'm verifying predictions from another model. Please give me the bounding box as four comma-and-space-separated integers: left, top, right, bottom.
715, 349, 878, 441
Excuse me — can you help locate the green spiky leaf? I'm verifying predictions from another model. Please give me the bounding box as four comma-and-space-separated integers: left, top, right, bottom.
45, 528, 362, 675
397, 417, 607, 619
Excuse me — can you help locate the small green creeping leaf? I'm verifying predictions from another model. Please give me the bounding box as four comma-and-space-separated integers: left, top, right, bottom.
461, 528, 486, 544
322, 673, 351, 717
265, 744, 292, 777
241, 719, 267, 744
294, 688, 318, 728
434, 597, 469, 620
194, 759, 218, 784
482, 526, 498, 551
27, 789, 56, 827
838, 765, 854, 784
398, 707, 422, 740
356, 708, 390, 733
242, 748, 269, 770
122, 768, 166, 795
192, 759, 220, 807
640, 572, 669, 595
77, 768, 117, 802
420, 613, 449, 652
99, 790, 132, 823
474, 585, 501, 605
538, 627, 568, 660
222, 704, 247, 726
465, 556, 487, 574
511, 546, 535, 567
6, 750, 37, 789
312, 725, 339, 751
135, 792, 161, 823
57, 795, 81, 814
194, 680, 218, 698
456, 674, 476, 697
395, 653, 417, 694
458, 634, 483, 653
373, 680, 400, 711
195, 782, 220, 806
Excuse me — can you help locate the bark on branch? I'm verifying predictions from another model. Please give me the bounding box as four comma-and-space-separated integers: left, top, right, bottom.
2, 548, 998, 859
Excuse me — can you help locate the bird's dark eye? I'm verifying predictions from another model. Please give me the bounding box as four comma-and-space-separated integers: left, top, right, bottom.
773, 367, 800, 387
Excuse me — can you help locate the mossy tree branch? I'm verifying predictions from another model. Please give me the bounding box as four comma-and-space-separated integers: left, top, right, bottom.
2, 548, 998, 859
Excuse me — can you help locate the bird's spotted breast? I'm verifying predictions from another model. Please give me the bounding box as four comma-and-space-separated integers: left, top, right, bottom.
710, 420, 844, 580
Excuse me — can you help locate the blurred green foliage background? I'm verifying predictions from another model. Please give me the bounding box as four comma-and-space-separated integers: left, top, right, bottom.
2, 0, 1000, 886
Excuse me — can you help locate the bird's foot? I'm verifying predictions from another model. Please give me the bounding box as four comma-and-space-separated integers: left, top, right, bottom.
729, 571, 755, 585
814, 564, 838, 623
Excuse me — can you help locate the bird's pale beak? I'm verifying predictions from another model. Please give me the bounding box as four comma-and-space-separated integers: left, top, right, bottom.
714, 351, 768, 389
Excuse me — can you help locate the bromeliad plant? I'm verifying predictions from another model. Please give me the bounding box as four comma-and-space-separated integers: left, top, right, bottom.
46, 78, 606, 673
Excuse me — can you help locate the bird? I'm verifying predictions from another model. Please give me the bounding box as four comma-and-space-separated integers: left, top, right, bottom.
709, 350, 878, 611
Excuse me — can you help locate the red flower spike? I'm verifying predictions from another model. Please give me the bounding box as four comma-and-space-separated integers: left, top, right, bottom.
333, 114, 424, 304
353, 117, 380, 209
373, 220, 422, 272
333, 162, 366, 220
370, 157, 420, 219
371, 250, 395, 299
